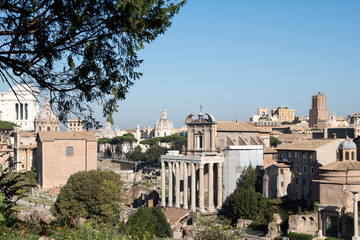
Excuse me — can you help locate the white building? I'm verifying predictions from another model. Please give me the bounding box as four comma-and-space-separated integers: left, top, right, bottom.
0, 84, 40, 131
154, 109, 174, 137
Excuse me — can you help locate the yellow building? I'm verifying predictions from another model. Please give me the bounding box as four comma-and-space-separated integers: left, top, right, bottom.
272, 106, 295, 123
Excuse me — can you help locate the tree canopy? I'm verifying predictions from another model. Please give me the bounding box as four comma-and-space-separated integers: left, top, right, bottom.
270, 136, 282, 148
0, 121, 16, 131
52, 170, 123, 223
127, 207, 172, 239
0, 0, 185, 128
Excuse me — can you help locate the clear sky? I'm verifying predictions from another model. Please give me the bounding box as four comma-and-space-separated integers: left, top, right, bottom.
1, 1, 360, 130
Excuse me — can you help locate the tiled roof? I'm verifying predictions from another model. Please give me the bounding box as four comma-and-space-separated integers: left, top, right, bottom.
20, 132, 36, 137
276, 139, 335, 151
320, 161, 360, 171
217, 121, 260, 132
38, 131, 97, 142
264, 147, 277, 154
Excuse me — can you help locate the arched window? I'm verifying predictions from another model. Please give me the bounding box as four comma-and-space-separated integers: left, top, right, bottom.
345, 152, 349, 160
66, 146, 74, 156
47, 127, 51, 131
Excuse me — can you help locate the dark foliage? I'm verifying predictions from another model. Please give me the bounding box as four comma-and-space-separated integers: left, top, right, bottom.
0, 0, 185, 128
288, 232, 313, 240
52, 170, 122, 223
127, 207, 172, 239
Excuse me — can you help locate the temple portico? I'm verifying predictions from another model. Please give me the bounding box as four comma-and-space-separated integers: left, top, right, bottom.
161, 150, 224, 212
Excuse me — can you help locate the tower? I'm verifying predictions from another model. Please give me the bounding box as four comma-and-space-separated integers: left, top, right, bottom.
309, 92, 329, 128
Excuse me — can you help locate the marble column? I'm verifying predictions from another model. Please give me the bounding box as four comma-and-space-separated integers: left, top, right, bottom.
175, 162, 180, 208
317, 209, 323, 237
208, 162, 215, 212
191, 163, 196, 211
352, 191, 359, 240
217, 162, 223, 209
199, 164, 205, 212
183, 162, 188, 209
161, 161, 166, 207
168, 162, 173, 207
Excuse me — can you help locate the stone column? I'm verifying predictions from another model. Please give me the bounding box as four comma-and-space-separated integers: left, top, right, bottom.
175, 162, 180, 208
317, 209, 323, 237
199, 164, 205, 212
217, 162, 223, 209
168, 162, 173, 207
352, 191, 359, 240
183, 162, 188, 209
208, 162, 215, 212
191, 163, 196, 211
161, 161, 166, 207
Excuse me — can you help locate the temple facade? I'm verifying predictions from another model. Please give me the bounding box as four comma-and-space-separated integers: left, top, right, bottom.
161, 112, 265, 212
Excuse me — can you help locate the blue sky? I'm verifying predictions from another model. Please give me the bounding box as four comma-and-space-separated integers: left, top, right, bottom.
1, 1, 359, 129
104, 0, 360, 129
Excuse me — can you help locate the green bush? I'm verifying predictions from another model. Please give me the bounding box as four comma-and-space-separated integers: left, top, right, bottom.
127, 207, 172, 239
325, 238, 343, 240
52, 170, 122, 224
288, 232, 313, 240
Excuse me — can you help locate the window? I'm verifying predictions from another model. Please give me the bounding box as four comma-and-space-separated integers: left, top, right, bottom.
296, 166, 299, 172
295, 178, 299, 185
66, 146, 74, 156
345, 152, 349, 160
303, 166, 307, 173
15, 103, 19, 120
281, 182, 284, 187
280, 169, 284, 174
309, 152, 313, 160
20, 103, 23, 119
294, 152, 298, 159
288, 152, 292, 158
311, 167, 314, 174
302, 152, 307, 161
47, 127, 51, 131
302, 179, 306, 186
25, 103, 28, 120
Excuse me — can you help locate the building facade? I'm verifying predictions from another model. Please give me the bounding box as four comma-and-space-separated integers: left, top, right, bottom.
309, 92, 329, 129
68, 118, 84, 131
314, 138, 360, 238
161, 112, 264, 212
0, 84, 40, 131
271, 106, 295, 123
37, 131, 97, 188
265, 139, 342, 204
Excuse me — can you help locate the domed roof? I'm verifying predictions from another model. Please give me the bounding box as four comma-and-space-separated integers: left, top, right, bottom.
155, 109, 173, 130
36, 96, 59, 121
102, 122, 115, 138
338, 138, 356, 150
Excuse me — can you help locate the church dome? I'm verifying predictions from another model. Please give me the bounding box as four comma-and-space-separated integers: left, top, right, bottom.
154, 109, 173, 137
36, 96, 59, 121
338, 138, 356, 150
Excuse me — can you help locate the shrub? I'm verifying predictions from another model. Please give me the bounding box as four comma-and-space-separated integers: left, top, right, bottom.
288, 232, 313, 240
127, 207, 172, 239
52, 170, 122, 223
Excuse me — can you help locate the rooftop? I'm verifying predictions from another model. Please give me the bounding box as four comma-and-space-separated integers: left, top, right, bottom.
276, 139, 337, 151
217, 120, 260, 132
320, 160, 360, 171
38, 131, 97, 142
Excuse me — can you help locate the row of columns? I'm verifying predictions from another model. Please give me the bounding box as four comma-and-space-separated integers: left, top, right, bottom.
161, 161, 223, 212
